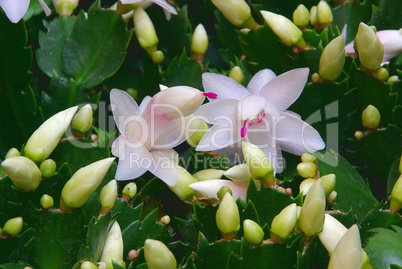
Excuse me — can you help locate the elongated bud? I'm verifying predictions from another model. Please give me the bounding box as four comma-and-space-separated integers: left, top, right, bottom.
53, 0, 79, 16
217, 186, 233, 199
319, 35, 345, 81
72, 104, 93, 135
298, 179, 326, 239
3, 217, 23, 236
228, 66, 244, 84
24, 106, 78, 163
376, 67, 389, 81
293, 4, 309, 28
5, 148, 20, 159
191, 24, 208, 62
40, 159, 56, 178
328, 225, 362, 269
81, 261, 98, 269
1, 156, 41, 192
354, 23, 384, 71
243, 219, 264, 244
99, 222, 125, 269
189, 179, 247, 202
60, 157, 115, 211
193, 168, 224, 181
299, 178, 317, 196
301, 153, 316, 163
390, 175, 402, 212
309, 6, 318, 26
40, 194, 54, 209
297, 162, 316, 178
362, 105, 381, 129
134, 7, 158, 56
187, 121, 209, 147
242, 141, 275, 186
100, 180, 118, 214
216, 192, 240, 240
211, 0, 258, 29
320, 174, 336, 197
261, 11, 307, 49
317, 1, 333, 26
318, 214, 347, 254
152, 50, 165, 64
168, 166, 197, 203
144, 239, 177, 269
270, 203, 297, 242
122, 182, 137, 200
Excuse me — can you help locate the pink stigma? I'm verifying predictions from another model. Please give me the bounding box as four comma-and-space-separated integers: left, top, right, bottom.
240, 120, 248, 138
203, 92, 218, 99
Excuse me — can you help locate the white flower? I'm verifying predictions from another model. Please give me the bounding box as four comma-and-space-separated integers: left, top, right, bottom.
120, 0, 177, 20
194, 68, 325, 173
0, 0, 51, 23
110, 87, 205, 186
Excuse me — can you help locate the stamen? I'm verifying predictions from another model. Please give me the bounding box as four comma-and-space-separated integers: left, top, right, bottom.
203, 92, 218, 99
240, 120, 248, 138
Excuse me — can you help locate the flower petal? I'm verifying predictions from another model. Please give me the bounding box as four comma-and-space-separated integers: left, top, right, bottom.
224, 164, 253, 186
259, 68, 309, 111
151, 0, 177, 14
115, 142, 152, 180
247, 69, 276, 95
202, 72, 249, 101
189, 179, 247, 202
240, 94, 266, 120
377, 30, 402, 62
110, 89, 141, 137
148, 149, 179, 186
120, 0, 143, 4
139, 96, 152, 113
194, 99, 238, 124
0, 0, 30, 23
111, 135, 126, 157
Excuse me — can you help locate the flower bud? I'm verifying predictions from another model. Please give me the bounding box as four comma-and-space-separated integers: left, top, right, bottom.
309, 6, 318, 26
193, 168, 224, 181
216, 192, 240, 240
122, 182, 137, 200
354, 131, 364, 141
242, 141, 275, 186
53, 0, 79, 16
298, 179, 326, 239
100, 179, 118, 214
228, 66, 244, 84
152, 50, 165, 64
320, 173, 336, 197
311, 72, 321, 83
24, 106, 78, 163
317, 1, 333, 26
354, 23, 384, 71
168, 166, 197, 203
318, 214, 347, 254
217, 186, 233, 199
297, 162, 316, 178
99, 222, 125, 269
301, 153, 316, 163
223, 164, 260, 188
328, 225, 362, 269
160, 215, 170, 225
387, 75, 399, 83
5, 148, 20, 159
270, 203, 297, 242
134, 7, 158, 55
362, 105, 381, 129
327, 190, 337, 204
40, 194, 54, 209
319, 35, 345, 81
299, 178, 316, 196
293, 4, 309, 28
376, 67, 389, 81
187, 121, 209, 147
211, 0, 258, 29
72, 104, 93, 135
40, 159, 56, 178
126, 88, 138, 100
261, 11, 306, 49
1, 156, 41, 192
60, 157, 115, 211
81, 261, 98, 269
390, 175, 402, 212
144, 239, 177, 269
189, 179, 247, 202
243, 219, 264, 244
2, 217, 23, 237
191, 24, 208, 62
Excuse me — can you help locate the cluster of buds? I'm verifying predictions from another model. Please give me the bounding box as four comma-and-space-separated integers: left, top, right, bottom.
211, 0, 259, 30
309, 1, 333, 30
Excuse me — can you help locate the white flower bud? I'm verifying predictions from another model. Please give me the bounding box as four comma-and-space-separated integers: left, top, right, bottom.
72, 104, 93, 135
1, 156, 41, 192
193, 168, 225, 181
99, 222, 125, 269
144, 239, 176, 269
270, 203, 297, 242
211, 0, 258, 29
216, 192, 240, 240
191, 24, 208, 61
134, 7, 158, 55
99, 179, 118, 214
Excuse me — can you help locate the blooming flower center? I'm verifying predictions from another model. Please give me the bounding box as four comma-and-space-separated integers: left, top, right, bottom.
203, 92, 218, 99
240, 110, 266, 137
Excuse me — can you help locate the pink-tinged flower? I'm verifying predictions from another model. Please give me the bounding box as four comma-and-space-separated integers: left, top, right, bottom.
0, 0, 51, 23
120, 0, 177, 20
110, 87, 205, 186
194, 68, 325, 173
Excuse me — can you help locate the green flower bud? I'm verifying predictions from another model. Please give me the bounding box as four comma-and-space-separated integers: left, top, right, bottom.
60, 157, 115, 211
40, 194, 54, 209
327, 190, 337, 204
187, 120, 209, 147
242, 141, 275, 186
299, 178, 317, 196
3, 217, 23, 237
293, 4, 309, 28
320, 173, 336, 197
361, 250, 373, 269
151, 50, 165, 64
211, 0, 258, 29
297, 162, 317, 178
1, 156, 41, 192
193, 168, 225, 181
216, 192, 240, 240
122, 182, 137, 200
160, 215, 170, 225
309, 6, 318, 26
24, 106, 77, 163
40, 159, 56, 178
72, 104, 93, 135
223, 163, 256, 186
191, 24, 208, 61
99, 222, 125, 269
299, 179, 326, 239
270, 203, 297, 242
168, 166, 197, 203
390, 175, 402, 212
318, 214, 347, 254
126, 88, 138, 100
387, 75, 399, 83
5, 148, 20, 159
99, 179, 118, 214
376, 67, 389, 81
217, 186, 233, 200
317, 1, 333, 25
399, 156, 402, 174
354, 131, 364, 141
81, 261, 98, 269
243, 219, 264, 244
319, 35, 345, 81
53, 0, 79, 16
362, 105, 381, 129
144, 239, 177, 269
311, 72, 321, 83
354, 23, 384, 71
261, 11, 306, 49
228, 66, 244, 84
301, 153, 316, 163
134, 7, 158, 55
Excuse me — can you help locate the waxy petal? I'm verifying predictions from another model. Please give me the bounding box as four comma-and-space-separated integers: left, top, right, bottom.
148, 149, 179, 186
189, 179, 247, 202
240, 94, 266, 120
377, 30, 402, 62
202, 72, 250, 101
0, 0, 30, 23
224, 164, 260, 187
115, 142, 152, 180
247, 69, 276, 95
151, 0, 178, 14
139, 96, 152, 113
110, 89, 141, 137
194, 99, 238, 124
111, 135, 126, 157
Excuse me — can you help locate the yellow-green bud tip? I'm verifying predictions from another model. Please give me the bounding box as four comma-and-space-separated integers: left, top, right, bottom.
311, 72, 321, 83
362, 105, 381, 129
242, 141, 275, 186
354, 22, 384, 71
1, 156, 42, 192
40, 159, 56, 178
168, 166, 197, 203
309, 6, 318, 26
387, 75, 399, 83
301, 153, 316, 163
320, 173, 336, 197
187, 120, 209, 147
99, 179, 118, 215
293, 4, 309, 28
99, 222, 125, 269
270, 203, 297, 242
243, 219, 264, 244
390, 175, 402, 212
53, 0, 79, 16
5, 148, 20, 159
3, 217, 23, 237
80, 261, 98, 269
216, 192, 240, 240
319, 35, 345, 81
144, 239, 177, 269
211, 0, 255, 28
40, 194, 54, 209
317, 1, 333, 25
228, 66, 245, 84
217, 186, 233, 200
72, 104, 93, 135
297, 162, 317, 178
160, 215, 171, 225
